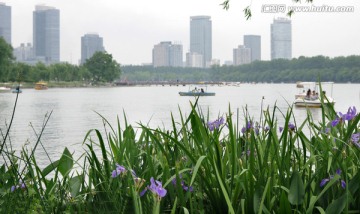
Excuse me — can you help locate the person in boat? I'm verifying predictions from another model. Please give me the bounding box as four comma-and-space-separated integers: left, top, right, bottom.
305, 89, 311, 100
311, 90, 318, 100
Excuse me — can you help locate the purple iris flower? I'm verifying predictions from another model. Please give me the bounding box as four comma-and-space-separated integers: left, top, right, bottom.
140, 177, 167, 198
288, 123, 296, 131
279, 127, 283, 133
255, 127, 259, 135
320, 178, 330, 187
241, 127, 246, 133
345, 106, 357, 120
149, 177, 167, 198
264, 126, 270, 132
320, 169, 346, 189
351, 133, 360, 148
340, 180, 346, 189
241, 121, 253, 134
246, 121, 252, 130
11, 180, 26, 192
336, 169, 341, 175
139, 188, 147, 197
172, 175, 193, 192
331, 106, 358, 127
111, 164, 126, 178
207, 117, 225, 131
183, 186, 193, 192
331, 117, 341, 127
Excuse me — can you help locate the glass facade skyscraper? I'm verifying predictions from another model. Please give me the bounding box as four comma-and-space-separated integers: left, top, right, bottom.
33, 5, 60, 63
244, 35, 261, 62
190, 16, 212, 68
81, 33, 104, 64
271, 18, 292, 60
0, 3, 11, 44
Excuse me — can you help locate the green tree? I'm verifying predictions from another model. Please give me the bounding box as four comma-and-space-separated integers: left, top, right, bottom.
83, 51, 121, 83
0, 37, 14, 82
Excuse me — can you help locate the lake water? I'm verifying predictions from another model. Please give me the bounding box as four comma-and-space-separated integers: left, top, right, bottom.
1, 83, 359, 167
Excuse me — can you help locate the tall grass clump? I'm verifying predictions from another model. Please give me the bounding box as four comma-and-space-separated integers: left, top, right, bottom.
1, 93, 359, 213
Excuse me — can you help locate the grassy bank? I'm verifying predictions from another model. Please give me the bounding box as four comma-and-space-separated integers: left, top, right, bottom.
0, 96, 359, 213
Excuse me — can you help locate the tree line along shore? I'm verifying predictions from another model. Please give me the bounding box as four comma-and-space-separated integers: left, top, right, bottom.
1, 38, 360, 84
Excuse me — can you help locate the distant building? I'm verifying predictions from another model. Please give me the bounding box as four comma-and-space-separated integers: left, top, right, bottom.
169, 43, 183, 67
0, 2, 11, 44
244, 35, 261, 62
81, 33, 104, 64
33, 5, 60, 64
152, 41, 183, 67
186, 52, 203, 68
210, 59, 220, 67
190, 16, 212, 68
13, 43, 34, 62
223, 60, 233, 66
271, 18, 292, 60
233, 45, 251, 65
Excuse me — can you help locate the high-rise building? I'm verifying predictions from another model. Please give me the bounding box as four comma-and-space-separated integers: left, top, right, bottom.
271, 18, 292, 60
244, 35, 261, 62
190, 16, 212, 68
33, 5, 60, 63
186, 52, 204, 68
81, 33, 104, 64
0, 2, 11, 44
186, 52, 203, 68
14, 43, 34, 62
233, 45, 251, 65
169, 43, 183, 67
152, 41, 183, 67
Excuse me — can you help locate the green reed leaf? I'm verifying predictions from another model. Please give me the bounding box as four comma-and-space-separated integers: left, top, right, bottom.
69, 175, 83, 197
42, 160, 59, 177
288, 170, 305, 205
58, 147, 73, 177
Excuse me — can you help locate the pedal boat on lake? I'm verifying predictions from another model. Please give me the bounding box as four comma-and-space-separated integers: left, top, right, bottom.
293, 82, 335, 108
34, 81, 48, 90
12, 86, 22, 93
179, 86, 215, 96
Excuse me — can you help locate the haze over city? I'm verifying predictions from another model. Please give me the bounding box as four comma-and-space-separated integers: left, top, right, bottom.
1, 0, 359, 65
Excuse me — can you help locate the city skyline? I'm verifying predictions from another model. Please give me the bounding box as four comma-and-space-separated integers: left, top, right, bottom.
0, 0, 359, 65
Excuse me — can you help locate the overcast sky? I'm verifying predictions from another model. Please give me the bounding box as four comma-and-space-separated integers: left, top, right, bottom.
2, 0, 359, 65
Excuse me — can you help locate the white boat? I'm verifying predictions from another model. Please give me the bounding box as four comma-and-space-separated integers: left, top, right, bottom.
179, 86, 215, 96
294, 82, 335, 108
0, 86, 11, 92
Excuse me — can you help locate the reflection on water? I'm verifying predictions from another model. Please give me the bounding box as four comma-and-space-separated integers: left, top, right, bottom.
0, 84, 359, 168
